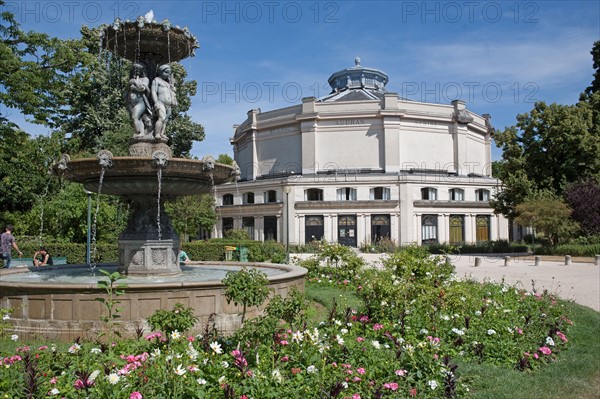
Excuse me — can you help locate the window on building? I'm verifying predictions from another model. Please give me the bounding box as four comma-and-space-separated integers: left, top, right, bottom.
305, 215, 324, 242
371, 214, 390, 242
264, 190, 277, 203
422, 214, 438, 244
370, 187, 391, 200
449, 215, 465, 243
264, 216, 277, 241
223, 194, 234, 205
242, 217, 254, 239
305, 188, 324, 201
449, 188, 464, 201
421, 187, 437, 200
476, 189, 490, 201
244, 192, 255, 204
336, 187, 357, 201
476, 215, 490, 242
222, 217, 234, 234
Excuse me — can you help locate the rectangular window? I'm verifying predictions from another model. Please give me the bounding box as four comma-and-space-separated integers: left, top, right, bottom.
244, 192, 255, 204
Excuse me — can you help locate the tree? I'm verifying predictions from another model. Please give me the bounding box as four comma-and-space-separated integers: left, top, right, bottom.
165, 194, 216, 242
217, 153, 234, 165
564, 179, 600, 236
493, 42, 600, 218
514, 196, 579, 245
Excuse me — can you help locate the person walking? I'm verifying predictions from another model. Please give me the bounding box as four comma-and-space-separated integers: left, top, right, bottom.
1, 225, 23, 268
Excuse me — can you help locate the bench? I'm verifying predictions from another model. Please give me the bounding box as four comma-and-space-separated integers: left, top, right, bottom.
8, 256, 68, 267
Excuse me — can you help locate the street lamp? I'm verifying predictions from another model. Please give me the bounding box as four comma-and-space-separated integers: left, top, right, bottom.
84, 189, 93, 265
284, 186, 291, 264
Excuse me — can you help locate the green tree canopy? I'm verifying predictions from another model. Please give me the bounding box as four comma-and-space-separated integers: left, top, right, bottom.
165, 194, 216, 242
514, 196, 579, 245
492, 42, 600, 219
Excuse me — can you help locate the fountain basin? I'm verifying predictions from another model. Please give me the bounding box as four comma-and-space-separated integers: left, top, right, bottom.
0, 262, 307, 340
58, 157, 233, 197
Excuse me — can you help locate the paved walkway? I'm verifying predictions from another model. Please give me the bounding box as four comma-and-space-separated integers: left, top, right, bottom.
295, 253, 600, 312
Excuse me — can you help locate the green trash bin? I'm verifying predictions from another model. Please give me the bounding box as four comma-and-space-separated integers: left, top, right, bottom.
239, 247, 248, 262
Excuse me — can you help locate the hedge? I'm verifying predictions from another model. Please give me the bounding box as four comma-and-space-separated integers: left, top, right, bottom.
534, 243, 600, 257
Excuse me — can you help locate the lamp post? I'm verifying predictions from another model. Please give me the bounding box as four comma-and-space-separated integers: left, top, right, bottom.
284, 186, 291, 264
85, 189, 92, 265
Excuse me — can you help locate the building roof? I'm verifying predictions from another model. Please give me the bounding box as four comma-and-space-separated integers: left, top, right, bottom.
320, 57, 388, 102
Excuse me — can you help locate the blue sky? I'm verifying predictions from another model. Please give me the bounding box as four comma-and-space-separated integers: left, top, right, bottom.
2, 0, 599, 161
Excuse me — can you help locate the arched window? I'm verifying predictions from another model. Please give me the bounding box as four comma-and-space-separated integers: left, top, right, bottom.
370, 187, 391, 200
449, 188, 464, 201
336, 187, 357, 201
421, 214, 438, 244
476, 189, 490, 201
244, 192, 255, 204
305, 188, 324, 201
264, 190, 277, 203
223, 194, 234, 205
421, 187, 437, 200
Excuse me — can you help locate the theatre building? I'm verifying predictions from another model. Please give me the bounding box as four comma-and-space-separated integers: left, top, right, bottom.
214, 59, 509, 246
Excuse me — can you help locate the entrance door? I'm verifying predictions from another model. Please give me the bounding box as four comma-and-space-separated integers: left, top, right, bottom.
371, 214, 390, 242
338, 215, 357, 247
264, 216, 277, 241
305, 215, 324, 243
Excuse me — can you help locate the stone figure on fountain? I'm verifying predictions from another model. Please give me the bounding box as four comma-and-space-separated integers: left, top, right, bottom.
126, 62, 177, 146
151, 64, 178, 140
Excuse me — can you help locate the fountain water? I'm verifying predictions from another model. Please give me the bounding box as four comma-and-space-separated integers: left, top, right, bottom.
0, 14, 306, 340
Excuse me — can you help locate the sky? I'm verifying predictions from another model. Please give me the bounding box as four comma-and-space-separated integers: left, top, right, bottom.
2, 0, 599, 161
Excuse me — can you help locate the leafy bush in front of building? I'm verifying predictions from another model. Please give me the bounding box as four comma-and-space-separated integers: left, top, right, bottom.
534, 243, 600, 257
426, 240, 529, 255
183, 240, 286, 263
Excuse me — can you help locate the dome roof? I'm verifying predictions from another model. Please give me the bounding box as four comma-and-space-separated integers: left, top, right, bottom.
327, 57, 389, 94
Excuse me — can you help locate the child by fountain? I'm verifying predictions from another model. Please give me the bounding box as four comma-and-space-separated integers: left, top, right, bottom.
33, 247, 53, 267
1, 225, 23, 268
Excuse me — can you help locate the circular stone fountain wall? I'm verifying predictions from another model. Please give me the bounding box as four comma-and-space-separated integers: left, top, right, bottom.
0, 262, 306, 341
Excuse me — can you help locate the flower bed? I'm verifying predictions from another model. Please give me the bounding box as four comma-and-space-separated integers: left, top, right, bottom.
0, 245, 572, 398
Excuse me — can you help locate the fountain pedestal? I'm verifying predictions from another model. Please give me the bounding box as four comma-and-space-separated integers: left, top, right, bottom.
119, 239, 179, 275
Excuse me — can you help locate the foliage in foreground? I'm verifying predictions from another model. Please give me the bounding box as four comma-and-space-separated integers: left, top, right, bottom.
0, 246, 574, 398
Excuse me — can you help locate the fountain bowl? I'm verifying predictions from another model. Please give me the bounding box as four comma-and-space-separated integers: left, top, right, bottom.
0, 262, 307, 340
58, 157, 233, 197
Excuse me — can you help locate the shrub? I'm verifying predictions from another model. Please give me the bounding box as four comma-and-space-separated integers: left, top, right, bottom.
222, 267, 271, 323
148, 303, 198, 337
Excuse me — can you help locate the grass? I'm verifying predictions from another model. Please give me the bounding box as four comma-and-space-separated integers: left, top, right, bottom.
304, 283, 600, 399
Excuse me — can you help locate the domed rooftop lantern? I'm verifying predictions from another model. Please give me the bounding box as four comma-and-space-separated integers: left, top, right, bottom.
327, 57, 389, 94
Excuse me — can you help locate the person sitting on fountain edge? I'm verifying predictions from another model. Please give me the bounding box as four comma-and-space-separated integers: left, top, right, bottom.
33, 247, 53, 267
178, 247, 190, 265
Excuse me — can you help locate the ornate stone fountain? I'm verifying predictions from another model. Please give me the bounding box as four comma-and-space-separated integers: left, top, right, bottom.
55, 15, 234, 275
1, 14, 307, 340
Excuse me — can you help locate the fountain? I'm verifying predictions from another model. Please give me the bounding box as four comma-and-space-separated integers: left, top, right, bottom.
0, 15, 306, 340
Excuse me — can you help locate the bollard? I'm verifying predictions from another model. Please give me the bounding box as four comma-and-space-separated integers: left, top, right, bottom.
474, 257, 481, 267
504, 256, 511, 267
564, 255, 571, 266
595, 255, 599, 266
534, 256, 541, 266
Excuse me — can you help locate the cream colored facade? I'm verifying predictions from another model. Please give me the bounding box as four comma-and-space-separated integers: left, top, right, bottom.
215, 59, 509, 246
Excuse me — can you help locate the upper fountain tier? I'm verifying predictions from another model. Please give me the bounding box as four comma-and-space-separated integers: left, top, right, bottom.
101, 16, 199, 64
